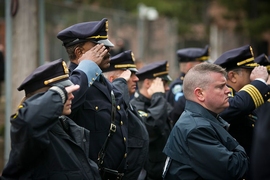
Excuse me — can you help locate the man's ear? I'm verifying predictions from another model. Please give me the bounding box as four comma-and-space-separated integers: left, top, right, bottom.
227, 71, 237, 83
109, 76, 115, 83
74, 46, 84, 58
144, 79, 152, 88
194, 87, 204, 102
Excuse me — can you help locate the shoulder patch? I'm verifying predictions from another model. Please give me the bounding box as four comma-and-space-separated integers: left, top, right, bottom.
174, 92, 184, 101
138, 110, 148, 117
172, 84, 183, 94
134, 91, 139, 98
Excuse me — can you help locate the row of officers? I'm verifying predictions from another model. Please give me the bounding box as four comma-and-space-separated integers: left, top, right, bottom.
1, 18, 270, 180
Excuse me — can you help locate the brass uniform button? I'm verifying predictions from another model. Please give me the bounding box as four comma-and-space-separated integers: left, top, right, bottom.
117, 105, 120, 110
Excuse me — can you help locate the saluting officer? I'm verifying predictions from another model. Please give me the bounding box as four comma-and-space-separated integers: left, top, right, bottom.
103, 50, 149, 180
251, 54, 270, 180
130, 60, 173, 180
103, 50, 139, 99
166, 45, 210, 125
214, 45, 270, 160
1, 59, 101, 179
57, 18, 129, 180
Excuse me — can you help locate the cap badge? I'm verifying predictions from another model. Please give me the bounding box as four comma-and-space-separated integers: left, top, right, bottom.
105, 21, 108, 32
250, 46, 254, 57
131, 52, 135, 62
62, 61, 69, 74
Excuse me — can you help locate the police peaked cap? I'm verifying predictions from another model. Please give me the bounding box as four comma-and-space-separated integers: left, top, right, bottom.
136, 60, 172, 81
177, 45, 210, 62
214, 45, 258, 70
57, 18, 114, 47
255, 54, 270, 72
18, 59, 73, 95
103, 50, 138, 73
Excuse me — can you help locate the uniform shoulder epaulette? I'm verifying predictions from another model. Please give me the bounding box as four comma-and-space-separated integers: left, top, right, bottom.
12, 104, 24, 119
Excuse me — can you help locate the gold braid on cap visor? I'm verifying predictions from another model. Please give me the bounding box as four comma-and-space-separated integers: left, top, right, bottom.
87, 35, 108, 39
44, 74, 69, 85
115, 64, 136, 68
240, 84, 264, 108
195, 56, 209, 61
265, 65, 270, 71
153, 71, 169, 77
239, 63, 259, 68
237, 57, 255, 66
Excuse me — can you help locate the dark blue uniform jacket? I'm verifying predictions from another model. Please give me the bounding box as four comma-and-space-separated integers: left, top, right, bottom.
251, 100, 270, 180
220, 80, 270, 156
130, 91, 172, 180
68, 61, 128, 172
1, 90, 100, 180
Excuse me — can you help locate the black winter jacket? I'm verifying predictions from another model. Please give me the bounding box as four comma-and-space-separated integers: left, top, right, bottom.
1, 90, 100, 180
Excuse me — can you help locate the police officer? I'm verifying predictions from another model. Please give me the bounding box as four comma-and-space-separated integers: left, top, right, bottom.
167, 45, 210, 125
130, 60, 173, 180
57, 18, 129, 179
103, 50, 139, 97
214, 45, 270, 159
103, 50, 149, 180
1, 59, 101, 179
251, 54, 270, 180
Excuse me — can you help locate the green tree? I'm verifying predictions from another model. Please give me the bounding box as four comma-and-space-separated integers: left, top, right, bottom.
216, 0, 270, 40
49, 0, 211, 37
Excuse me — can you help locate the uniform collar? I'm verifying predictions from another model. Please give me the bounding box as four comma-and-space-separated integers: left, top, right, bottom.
185, 100, 230, 130
69, 62, 78, 72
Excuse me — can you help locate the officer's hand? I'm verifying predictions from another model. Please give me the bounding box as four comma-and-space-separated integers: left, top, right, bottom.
250, 66, 268, 82
65, 84, 80, 94
147, 77, 165, 97
118, 69, 131, 82
78, 44, 107, 65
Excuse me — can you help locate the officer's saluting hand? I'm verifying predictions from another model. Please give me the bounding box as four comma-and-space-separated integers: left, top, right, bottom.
147, 77, 165, 97
78, 43, 108, 66
250, 65, 268, 81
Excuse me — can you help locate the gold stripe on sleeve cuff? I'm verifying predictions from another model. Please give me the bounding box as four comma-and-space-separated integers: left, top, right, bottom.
240, 84, 264, 108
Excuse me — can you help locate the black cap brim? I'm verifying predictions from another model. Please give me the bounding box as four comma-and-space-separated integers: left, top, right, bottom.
97, 39, 114, 47
129, 67, 138, 72
160, 75, 172, 82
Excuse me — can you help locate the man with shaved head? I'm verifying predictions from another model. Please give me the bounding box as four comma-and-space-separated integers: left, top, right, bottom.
163, 63, 249, 180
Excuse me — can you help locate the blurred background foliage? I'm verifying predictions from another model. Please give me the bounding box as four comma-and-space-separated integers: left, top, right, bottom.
46, 0, 270, 41
217, 0, 270, 39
